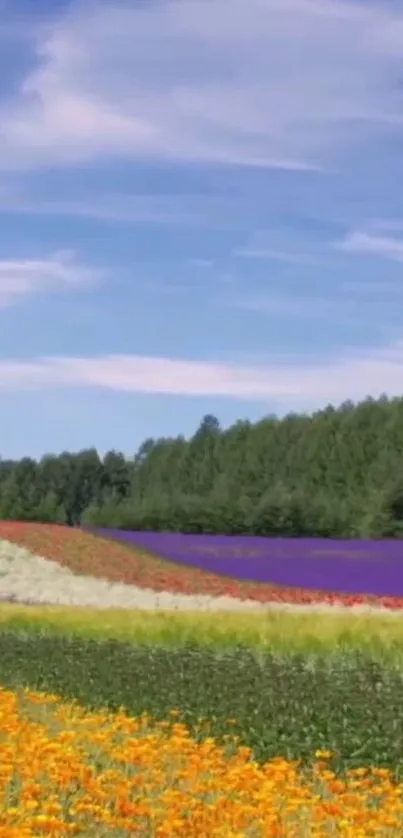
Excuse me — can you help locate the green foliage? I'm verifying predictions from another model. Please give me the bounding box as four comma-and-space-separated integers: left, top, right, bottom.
1, 632, 403, 776
4, 395, 403, 535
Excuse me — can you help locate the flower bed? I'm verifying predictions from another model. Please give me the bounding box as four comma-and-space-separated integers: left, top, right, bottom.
0, 521, 402, 609
2, 684, 403, 837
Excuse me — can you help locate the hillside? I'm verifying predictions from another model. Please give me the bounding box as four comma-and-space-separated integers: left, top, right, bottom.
2, 395, 403, 537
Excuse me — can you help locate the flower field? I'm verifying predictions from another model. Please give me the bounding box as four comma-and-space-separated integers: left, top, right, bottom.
2, 522, 403, 834
1, 685, 403, 838
1, 520, 403, 609
90, 526, 403, 598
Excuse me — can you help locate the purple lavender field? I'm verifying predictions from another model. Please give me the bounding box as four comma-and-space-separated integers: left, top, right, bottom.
90, 529, 403, 598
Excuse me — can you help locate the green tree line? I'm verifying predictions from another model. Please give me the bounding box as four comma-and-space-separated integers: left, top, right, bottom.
3, 395, 403, 537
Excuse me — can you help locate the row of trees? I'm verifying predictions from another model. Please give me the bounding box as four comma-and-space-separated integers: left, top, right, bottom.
3, 395, 403, 537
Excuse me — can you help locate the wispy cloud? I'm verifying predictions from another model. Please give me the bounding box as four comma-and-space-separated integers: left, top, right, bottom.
0, 192, 238, 228
338, 231, 403, 263
235, 247, 319, 265
1, 344, 403, 410
367, 219, 403, 233
228, 292, 394, 332
1, 0, 403, 171
0, 251, 101, 309
188, 258, 214, 268
231, 294, 336, 318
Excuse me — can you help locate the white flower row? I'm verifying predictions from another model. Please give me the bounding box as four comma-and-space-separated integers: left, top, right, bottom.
0, 537, 399, 615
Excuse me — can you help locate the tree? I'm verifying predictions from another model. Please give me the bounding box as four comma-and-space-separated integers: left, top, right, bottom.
2, 393, 403, 537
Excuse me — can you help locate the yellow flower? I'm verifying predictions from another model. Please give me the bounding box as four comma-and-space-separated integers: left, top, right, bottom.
0, 686, 401, 837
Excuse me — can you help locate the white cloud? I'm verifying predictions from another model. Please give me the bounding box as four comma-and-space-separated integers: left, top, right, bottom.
0, 251, 100, 308
338, 231, 403, 263
1, 344, 403, 410
1, 0, 403, 170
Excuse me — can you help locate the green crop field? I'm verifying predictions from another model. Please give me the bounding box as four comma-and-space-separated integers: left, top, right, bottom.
1, 602, 403, 779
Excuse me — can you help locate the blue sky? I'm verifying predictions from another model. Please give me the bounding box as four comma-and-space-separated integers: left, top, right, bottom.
2, 0, 403, 459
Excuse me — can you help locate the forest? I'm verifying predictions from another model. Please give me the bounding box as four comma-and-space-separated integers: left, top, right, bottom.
3, 394, 403, 538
